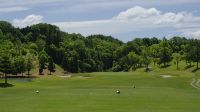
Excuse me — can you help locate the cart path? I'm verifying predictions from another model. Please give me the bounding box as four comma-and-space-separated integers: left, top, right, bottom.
190, 78, 200, 90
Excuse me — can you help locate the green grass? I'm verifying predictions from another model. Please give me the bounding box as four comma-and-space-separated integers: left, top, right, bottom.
1, 69, 200, 112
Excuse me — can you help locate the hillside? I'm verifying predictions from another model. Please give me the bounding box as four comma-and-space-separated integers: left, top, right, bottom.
0, 21, 200, 78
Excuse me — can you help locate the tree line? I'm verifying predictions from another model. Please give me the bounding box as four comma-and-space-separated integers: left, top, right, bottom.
0, 21, 200, 83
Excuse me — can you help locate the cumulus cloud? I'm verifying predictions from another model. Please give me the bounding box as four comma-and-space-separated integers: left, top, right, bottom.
183, 30, 200, 38
0, 6, 29, 13
13, 14, 43, 28
114, 6, 189, 25
54, 6, 198, 38
12, 6, 200, 40
114, 6, 161, 21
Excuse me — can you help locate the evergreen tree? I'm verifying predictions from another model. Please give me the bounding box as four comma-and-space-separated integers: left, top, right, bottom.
38, 51, 48, 74
0, 52, 12, 84
172, 53, 182, 70
127, 51, 139, 71
158, 38, 172, 67
142, 47, 151, 71
48, 57, 55, 75
26, 54, 33, 76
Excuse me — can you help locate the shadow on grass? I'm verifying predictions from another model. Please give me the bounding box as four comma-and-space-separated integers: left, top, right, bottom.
0, 83, 14, 88
144, 67, 153, 72
184, 65, 195, 70
5, 75, 38, 78
160, 65, 170, 68
192, 68, 200, 72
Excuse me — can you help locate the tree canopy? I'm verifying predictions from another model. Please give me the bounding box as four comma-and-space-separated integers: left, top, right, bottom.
0, 21, 200, 78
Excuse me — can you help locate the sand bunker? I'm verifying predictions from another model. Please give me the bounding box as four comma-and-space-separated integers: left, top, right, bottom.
76, 76, 92, 79
60, 75, 71, 78
160, 75, 173, 78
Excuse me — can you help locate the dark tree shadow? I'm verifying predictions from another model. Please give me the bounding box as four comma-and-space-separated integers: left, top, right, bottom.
144, 67, 153, 72
7, 75, 38, 78
160, 65, 170, 68
192, 68, 200, 73
184, 65, 194, 70
0, 83, 14, 88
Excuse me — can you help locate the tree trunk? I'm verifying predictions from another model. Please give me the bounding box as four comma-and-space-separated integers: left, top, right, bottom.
28, 71, 30, 78
133, 65, 136, 71
164, 62, 166, 67
177, 61, 179, 70
4, 73, 7, 84
146, 64, 149, 71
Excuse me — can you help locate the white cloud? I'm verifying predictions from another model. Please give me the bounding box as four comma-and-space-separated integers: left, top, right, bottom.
114, 6, 189, 25
183, 30, 200, 38
13, 14, 43, 28
11, 6, 200, 40
54, 6, 199, 38
155, 12, 185, 24
114, 6, 161, 21
0, 6, 29, 13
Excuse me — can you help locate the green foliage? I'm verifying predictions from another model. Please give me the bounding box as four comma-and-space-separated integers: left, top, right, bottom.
26, 54, 33, 75
38, 51, 48, 74
48, 57, 55, 75
172, 53, 182, 70
127, 51, 140, 71
142, 47, 151, 71
0, 50, 12, 83
158, 38, 172, 66
0, 51, 12, 74
36, 38, 46, 52
1, 21, 200, 73
150, 44, 160, 66
13, 56, 26, 75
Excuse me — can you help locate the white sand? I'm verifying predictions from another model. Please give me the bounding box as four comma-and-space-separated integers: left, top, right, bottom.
60, 75, 71, 78
160, 75, 173, 78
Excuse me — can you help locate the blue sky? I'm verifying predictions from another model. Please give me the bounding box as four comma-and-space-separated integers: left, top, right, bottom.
1, 0, 200, 42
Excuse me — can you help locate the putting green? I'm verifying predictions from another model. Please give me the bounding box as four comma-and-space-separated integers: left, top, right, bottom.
0, 72, 200, 112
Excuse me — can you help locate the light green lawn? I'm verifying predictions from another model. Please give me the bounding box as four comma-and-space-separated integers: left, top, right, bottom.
0, 72, 200, 112
0, 61, 200, 112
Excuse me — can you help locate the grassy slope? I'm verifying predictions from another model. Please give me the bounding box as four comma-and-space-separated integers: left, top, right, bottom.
0, 61, 200, 112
